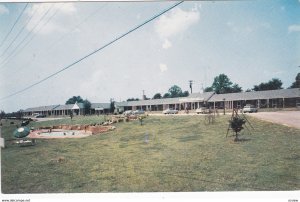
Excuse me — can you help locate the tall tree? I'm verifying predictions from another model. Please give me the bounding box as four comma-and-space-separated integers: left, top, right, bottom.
83, 99, 91, 115
65, 96, 84, 104
182, 90, 190, 97
127, 98, 140, 101
0, 110, 5, 119
168, 85, 183, 98
204, 86, 213, 92
209, 74, 242, 94
253, 78, 283, 91
110, 98, 115, 114
163, 93, 171, 98
230, 84, 243, 93
153, 93, 162, 99
289, 73, 300, 88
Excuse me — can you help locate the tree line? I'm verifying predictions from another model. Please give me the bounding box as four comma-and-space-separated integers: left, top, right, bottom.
133, 72, 299, 101
204, 73, 299, 94
127, 85, 190, 101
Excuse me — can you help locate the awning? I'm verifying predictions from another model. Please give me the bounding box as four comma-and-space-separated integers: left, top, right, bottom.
95, 108, 104, 110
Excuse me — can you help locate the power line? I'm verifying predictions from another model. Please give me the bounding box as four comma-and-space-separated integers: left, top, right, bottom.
0, 4, 53, 68
0, 1, 184, 101
0, 4, 61, 74
24, 3, 107, 70
0, 3, 29, 48
1, 3, 106, 73
0, 3, 39, 58
47, 3, 108, 51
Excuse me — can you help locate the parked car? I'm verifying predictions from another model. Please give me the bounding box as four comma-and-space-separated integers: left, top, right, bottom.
132, 110, 145, 115
242, 105, 257, 113
35, 114, 46, 118
123, 110, 133, 116
163, 108, 178, 114
196, 107, 209, 114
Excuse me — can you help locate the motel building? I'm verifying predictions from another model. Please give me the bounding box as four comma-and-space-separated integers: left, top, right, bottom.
115, 88, 300, 113
23, 102, 110, 117
22, 88, 300, 117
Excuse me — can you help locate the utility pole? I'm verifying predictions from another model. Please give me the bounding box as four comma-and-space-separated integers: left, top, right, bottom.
142, 90, 145, 100
189, 80, 194, 94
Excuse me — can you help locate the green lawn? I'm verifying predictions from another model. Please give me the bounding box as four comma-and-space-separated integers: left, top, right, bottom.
1, 114, 299, 193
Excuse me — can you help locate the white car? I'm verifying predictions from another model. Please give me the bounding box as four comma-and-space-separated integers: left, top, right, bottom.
163, 109, 178, 114
132, 110, 145, 115
196, 107, 209, 114
123, 110, 133, 116
242, 105, 257, 113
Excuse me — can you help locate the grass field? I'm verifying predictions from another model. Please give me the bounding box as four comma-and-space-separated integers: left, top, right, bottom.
1, 114, 299, 193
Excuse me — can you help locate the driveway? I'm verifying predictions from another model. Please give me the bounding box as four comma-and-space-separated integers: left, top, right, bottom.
247, 111, 300, 129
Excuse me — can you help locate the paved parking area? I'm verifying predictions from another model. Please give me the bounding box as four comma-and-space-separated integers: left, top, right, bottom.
35, 117, 67, 122
248, 111, 300, 129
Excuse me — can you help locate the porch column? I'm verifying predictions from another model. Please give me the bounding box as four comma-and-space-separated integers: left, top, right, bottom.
267, 99, 270, 108
283, 98, 285, 108
257, 99, 260, 108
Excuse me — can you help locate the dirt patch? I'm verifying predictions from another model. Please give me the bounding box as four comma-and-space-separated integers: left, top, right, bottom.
29, 124, 116, 139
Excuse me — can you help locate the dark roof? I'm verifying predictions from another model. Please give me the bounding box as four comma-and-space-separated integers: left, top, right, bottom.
115, 92, 215, 107
23, 105, 60, 112
180, 92, 215, 102
209, 88, 300, 102
115, 101, 131, 107
91, 103, 110, 109
54, 104, 74, 110
116, 97, 181, 107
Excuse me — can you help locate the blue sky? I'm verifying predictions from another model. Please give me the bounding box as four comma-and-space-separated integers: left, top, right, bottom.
0, 0, 299, 112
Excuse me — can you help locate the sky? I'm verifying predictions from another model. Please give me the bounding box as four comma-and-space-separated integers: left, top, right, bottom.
0, 0, 299, 112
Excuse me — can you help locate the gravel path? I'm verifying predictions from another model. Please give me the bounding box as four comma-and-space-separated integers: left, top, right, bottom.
247, 111, 300, 129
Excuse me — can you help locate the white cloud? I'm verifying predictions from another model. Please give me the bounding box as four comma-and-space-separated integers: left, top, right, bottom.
227, 21, 255, 35
159, 63, 168, 73
25, 3, 77, 35
0, 5, 9, 15
78, 69, 104, 98
162, 39, 172, 49
288, 24, 300, 33
260, 22, 271, 29
155, 7, 200, 39
54, 3, 76, 14
136, 13, 141, 20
